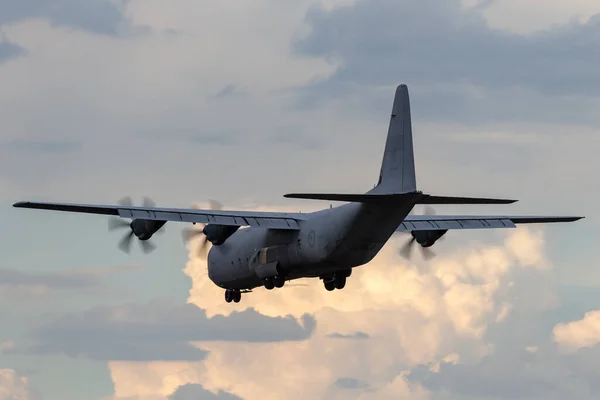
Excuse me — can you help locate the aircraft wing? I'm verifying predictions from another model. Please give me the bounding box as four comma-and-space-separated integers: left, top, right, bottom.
13, 201, 307, 230
397, 215, 583, 232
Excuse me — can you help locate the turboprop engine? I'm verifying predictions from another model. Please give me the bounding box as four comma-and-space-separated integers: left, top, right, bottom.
181, 200, 239, 258
108, 196, 167, 253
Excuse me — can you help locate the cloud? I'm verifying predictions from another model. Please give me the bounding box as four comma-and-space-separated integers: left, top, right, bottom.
15, 299, 315, 361
553, 310, 600, 351
105, 204, 561, 399
0, 0, 129, 36
293, 0, 600, 125
474, 0, 600, 34
169, 384, 242, 400
334, 377, 371, 389
0, 41, 25, 63
0, 265, 145, 300
0, 369, 33, 400
406, 347, 598, 400
4, 139, 81, 153
210, 85, 238, 100
326, 331, 370, 339
265, 125, 328, 150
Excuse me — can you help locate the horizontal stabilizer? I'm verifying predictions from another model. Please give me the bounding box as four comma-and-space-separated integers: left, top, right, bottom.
283, 193, 408, 202
418, 195, 517, 205
283, 192, 516, 204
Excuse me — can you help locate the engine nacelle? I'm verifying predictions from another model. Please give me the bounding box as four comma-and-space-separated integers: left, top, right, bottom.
203, 224, 239, 245
412, 229, 447, 247
130, 219, 166, 240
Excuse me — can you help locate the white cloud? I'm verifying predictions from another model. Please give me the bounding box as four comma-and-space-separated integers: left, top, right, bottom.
554, 310, 600, 351
105, 202, 553, 399
0, 369, 31, 400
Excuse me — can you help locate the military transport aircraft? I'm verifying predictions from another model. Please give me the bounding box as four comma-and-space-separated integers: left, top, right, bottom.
13, 84, 583, 304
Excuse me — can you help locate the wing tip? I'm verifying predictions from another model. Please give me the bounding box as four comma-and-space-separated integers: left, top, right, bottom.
13, 201, 29, 208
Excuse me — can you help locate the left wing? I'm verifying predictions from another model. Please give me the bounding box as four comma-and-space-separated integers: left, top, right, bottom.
397, 215, 583, 232
13, 201, 306, 230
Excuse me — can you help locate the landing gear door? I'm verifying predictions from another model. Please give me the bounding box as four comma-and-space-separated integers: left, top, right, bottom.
249, 247, 280, 279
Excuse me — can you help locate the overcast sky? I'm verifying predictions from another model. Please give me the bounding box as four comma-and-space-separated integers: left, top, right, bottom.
1, 0, 599, 399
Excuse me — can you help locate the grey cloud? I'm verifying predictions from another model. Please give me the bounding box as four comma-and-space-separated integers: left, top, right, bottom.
266, 125, 327, 150
0, 265, 141, 293
4, 139, 81, 153
187, 132, 239, 146
25, 340, 208, 362
335, 377, 371, 390
0, 268, 97, 290
16, 300, 315, 361
293, 0, 600, 125
0, 0, 128, 36
170, 384, 243, 400
326, 331, 370, 339
405, 338, 600, 400
211, 84, 238, 99
141, 129, 239, 145
0, 41, 25, 63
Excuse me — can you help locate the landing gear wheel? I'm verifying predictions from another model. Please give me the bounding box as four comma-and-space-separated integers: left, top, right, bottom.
334, 275, 346, 290
264, 278, 275, 290
225, 289, 241, 303
324, 280, 335, 291
273, 275, 285, 288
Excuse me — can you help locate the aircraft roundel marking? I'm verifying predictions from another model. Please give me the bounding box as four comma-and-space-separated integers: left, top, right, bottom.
308, 230, 316, 247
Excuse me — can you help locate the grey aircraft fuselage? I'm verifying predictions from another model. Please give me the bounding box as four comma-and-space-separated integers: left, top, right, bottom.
208, 199, 414, 290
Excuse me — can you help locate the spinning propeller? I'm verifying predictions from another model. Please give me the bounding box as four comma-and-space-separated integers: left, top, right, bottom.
182, 200, 223, 259
108, 196, 164, 254
399, 205, 444, 261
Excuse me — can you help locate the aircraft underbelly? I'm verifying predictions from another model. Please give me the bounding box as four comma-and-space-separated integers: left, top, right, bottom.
328, 202, 411, 266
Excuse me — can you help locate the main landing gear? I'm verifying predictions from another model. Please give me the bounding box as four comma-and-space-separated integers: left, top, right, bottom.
322, 269, 352, 292
263, 275, 285, 290
225, 289, 241, 303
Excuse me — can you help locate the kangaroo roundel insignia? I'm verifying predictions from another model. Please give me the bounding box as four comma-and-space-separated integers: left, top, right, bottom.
308, 230, 316, 247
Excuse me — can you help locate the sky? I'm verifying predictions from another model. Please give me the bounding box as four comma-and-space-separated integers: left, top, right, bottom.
0, 0, 599, 398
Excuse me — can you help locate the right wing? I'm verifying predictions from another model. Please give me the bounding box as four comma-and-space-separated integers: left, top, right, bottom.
397, 215, 583, 232
13, 201, 307, 230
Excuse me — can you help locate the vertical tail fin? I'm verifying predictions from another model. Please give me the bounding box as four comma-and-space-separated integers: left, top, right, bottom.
371, 84, 417, 194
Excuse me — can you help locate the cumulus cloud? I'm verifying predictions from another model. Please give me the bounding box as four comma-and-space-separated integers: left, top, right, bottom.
14, 299, 315, 361
293, 0, 600, 125
105, 199, 559, 399
0, 369, 32, 400
554, 310, 600, 351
